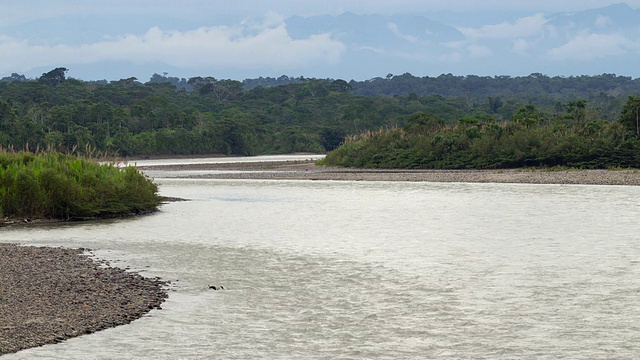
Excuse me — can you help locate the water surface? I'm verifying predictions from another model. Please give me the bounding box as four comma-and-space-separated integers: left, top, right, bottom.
2, 158, 640, 359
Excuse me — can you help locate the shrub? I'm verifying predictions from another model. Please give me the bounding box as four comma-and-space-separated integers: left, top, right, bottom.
0, 151, 160, 221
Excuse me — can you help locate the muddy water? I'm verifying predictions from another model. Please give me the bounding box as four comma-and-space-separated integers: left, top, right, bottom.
2, 157, 640, 359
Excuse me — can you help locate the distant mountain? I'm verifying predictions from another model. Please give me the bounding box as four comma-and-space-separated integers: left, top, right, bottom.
286, 12, 464, 46
2, 3, 640, 81
284, 13, 466, 79
278, 3, 640, 80
548, 3, 640, 29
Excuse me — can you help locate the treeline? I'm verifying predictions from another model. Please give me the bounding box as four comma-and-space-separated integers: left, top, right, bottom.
321, 97, 640, 169
350, 72, 640, 99
0, 151, 160, 220
0, 69, 478, 157
1, 69, 640, 158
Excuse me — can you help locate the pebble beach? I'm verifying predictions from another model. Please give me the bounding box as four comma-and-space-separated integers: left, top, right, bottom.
138, 159, 640, 186
0, 244, 168, 355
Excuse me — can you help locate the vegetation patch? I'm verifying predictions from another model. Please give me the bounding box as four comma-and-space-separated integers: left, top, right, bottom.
3, 70, 640, 158
0, 151, 160, 222
321, 98, 640, 170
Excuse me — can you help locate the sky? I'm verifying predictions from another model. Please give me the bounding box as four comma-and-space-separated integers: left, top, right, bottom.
1, 1, 640, 81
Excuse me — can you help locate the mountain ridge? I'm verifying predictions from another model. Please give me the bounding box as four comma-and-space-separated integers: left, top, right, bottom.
1, 3, 639, 81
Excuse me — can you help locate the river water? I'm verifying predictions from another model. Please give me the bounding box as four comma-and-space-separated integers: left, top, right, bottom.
2, 156, 640, 359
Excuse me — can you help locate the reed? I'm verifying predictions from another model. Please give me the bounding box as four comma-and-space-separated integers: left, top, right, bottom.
0, 151, 160, 221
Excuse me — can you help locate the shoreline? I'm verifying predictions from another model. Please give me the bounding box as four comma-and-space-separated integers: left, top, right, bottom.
137, 160, 640, 186
119, 152, 321, 162
0, 244, 168, 355
2, 158, 638, 355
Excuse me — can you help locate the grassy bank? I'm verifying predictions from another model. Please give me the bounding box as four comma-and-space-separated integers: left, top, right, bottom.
0, 151, 160, 221
320, 113, 640, 170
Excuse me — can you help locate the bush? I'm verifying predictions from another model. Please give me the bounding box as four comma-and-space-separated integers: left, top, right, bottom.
0, 151, 160, 221
322, 118, 640, 169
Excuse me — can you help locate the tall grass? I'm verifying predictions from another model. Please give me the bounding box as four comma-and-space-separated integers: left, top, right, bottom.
322, 119, 640, 169
0, 151, 160, 220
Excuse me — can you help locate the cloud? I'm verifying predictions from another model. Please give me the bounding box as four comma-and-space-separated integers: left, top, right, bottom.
468, 44, 492, 58
547, 33, 639, 60
594, 15, 612, 28
387, 23, 419, 43
439, 41, 492, 62
459, 13, 549, 40
512, 39, 532, 55
0, 16, 346, 73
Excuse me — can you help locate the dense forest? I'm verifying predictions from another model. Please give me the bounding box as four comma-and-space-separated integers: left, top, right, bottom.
1, 68, 640, 161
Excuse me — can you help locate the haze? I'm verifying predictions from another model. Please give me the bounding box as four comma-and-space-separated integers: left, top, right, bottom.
1, 1, 639, 81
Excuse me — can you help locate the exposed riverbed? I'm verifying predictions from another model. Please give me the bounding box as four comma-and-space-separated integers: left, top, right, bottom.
135, 155, 640, 185
0, 244, 167, 355
2, 155, 640, 359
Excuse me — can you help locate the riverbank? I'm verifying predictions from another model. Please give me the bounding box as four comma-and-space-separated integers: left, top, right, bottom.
137, 159, 640, 186
0, 244, 168, 355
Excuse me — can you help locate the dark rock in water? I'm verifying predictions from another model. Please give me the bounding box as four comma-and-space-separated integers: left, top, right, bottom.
208, 285, 224, 290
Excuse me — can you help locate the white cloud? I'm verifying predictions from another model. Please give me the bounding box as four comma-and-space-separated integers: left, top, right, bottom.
353, 45, 385, 54
444, 41, 467, 50
459, 13, 549, 40
468, 44, 492, 58
0, 17, 346, 73
387, 23, 419, 43
439, 41, 492, 62
594, 15, 612, 27
512, 39, 532, 55
547, 33, 639, 60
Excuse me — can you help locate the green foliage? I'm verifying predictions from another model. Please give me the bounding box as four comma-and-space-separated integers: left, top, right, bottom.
38, 67, 68, 87
323, 114, 640, 170
620, 96, 640, 136
1, 71, 640, 159
0, 151, 160, 220
0, 76, 476, 156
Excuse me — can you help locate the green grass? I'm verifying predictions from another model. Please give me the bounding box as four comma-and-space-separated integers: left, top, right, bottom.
0, 151, 161, 221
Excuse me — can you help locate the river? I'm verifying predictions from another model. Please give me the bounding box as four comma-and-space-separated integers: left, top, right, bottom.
2, 155, 640, 359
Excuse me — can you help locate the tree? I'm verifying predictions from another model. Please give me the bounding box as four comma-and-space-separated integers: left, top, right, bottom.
320, 128, 346, 151
0, 73, 27, 82
512, 105, 546, 127
620, 96, 640, 136
488, 96, 503, 113
565, 100, 587, 123
0, 100, 17, 130
38, 67, 68, 87
331, 79, 352, 93
111, 77, 139, 88
187, 76, 217, 95
213, 79, 244, 101
404, 113, 444, 135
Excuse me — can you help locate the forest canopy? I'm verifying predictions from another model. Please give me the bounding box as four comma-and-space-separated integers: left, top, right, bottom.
0, 70, 639, 164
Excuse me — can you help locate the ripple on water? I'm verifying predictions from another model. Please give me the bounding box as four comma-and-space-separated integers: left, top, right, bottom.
3, 179, 640, 359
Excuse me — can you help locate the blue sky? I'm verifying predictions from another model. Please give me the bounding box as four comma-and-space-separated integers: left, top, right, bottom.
1, 1, 640, 81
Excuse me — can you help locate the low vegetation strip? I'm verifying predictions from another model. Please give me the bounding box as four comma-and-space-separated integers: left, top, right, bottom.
0, 244, 168, 355
321, 109, 640, 170
0, 151, 161, 222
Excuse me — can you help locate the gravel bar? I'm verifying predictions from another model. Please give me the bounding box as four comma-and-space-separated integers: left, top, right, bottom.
139, 160, 640, 186
0, 244, 168, 355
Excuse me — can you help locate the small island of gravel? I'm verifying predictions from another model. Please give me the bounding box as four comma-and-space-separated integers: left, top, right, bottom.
136, 158, 640, 186
0, 244, 168, 355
